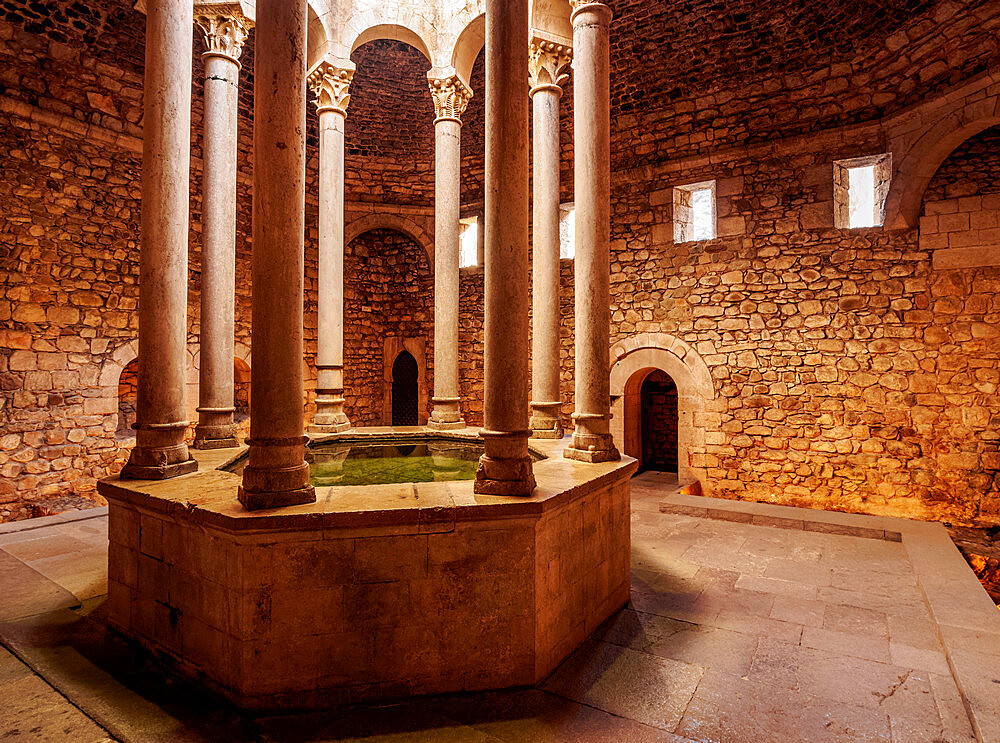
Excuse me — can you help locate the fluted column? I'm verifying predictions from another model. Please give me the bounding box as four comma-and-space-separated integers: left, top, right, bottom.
475, 0, 535, 496
307, 60, 354, 434
529, 37, 571, 439
427, 73, 472, 431
121, 0, 198, 480
193, 2, 252, 450
565, 0, 619, 463
237, 0, 314, 510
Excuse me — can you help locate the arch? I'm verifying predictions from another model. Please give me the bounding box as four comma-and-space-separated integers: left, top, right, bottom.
348, 22, 434, 65
306, 2, 332, 71
390, 350, 419, 426
609, 333, 715, 485
344, 213, 434, 263
883, 85, 1000, 230
451, 13, 484, 86
530, 0, 573, 44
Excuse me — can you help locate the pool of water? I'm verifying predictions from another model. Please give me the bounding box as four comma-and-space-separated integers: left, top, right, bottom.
225, 437, 542, 487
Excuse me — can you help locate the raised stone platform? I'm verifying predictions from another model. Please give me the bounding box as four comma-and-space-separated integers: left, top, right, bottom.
97, 430, 636, 710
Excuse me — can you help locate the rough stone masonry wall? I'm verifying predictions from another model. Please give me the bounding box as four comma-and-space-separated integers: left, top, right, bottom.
340, 230, 434, 426
606, 125, 1000, 526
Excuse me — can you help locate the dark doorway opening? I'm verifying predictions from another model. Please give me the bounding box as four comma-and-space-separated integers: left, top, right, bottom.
640, 369, 678, 472
391, 350, 419, 426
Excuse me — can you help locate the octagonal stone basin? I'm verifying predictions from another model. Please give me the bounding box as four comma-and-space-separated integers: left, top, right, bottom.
98, 428, 636, 711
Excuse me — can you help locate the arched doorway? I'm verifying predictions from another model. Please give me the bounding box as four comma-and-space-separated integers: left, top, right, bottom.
391, 350, 419, 426
610, 333, 715, 486
640, 370, 678, 472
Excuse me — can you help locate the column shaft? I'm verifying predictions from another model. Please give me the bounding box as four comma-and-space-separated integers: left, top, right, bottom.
475, 0, 535, 495
195, 45, 242, 449
121, 0, 197, 480
429, 115, 465, 429
311, 105, 352, 432
238, 0, 314, 509
530, 82, 564, 439
565, 1, 619, 463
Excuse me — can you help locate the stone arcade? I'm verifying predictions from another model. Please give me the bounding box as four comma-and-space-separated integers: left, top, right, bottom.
3, 0, 1000, 739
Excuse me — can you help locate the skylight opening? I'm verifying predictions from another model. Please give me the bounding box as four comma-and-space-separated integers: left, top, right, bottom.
833, 154, 891, 229
559, 204, 575, 259
848, 165, 876, 228
459, 217, 478, 268
673, 180, 717, 243
691, 188, 715, 240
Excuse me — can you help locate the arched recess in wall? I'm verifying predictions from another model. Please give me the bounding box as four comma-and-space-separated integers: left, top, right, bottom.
917, 124, 1000, 270
344, 213, 434, 264
883, 85, 1000, 231
609, 333, 715, 485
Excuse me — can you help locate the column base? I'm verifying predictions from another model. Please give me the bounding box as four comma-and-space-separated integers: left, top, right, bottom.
429, 396, 464, 429
122, 423, 198, 480
238, 484, 316, 511
529, 401, 564, 439
427, 418, 467, 431
474, 429, 536, 496
564, 431, 621, 463
308, 421, 352, 434
121, 458, 199, 480
313, 393, 351, 433
194, 424, 240, 450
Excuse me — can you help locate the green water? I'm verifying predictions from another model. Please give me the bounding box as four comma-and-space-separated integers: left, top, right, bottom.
225, 439, 487, 486
312, 448, 480, 487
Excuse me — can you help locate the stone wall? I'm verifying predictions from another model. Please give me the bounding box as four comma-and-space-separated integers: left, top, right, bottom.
340, 229, 434, 426
5, 0, 1000, 528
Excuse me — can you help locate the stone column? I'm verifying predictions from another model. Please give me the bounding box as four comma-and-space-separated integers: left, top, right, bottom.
121, 0, 198, 480
307, 60, 354, 434
237, 0, 314, 510
475, 0, 535, 495
427, 73, 473, 431
528, 37, 571, 439
565, 0, 619, 463
193, 2, 252, 450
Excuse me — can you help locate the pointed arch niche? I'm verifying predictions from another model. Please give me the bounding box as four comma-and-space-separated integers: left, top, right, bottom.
609, 333, 715, 486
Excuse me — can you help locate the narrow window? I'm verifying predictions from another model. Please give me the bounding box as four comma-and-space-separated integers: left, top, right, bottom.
559, 203, 575, 259
459, 217, 478, 268
834, 154, 891, 229
673, 181, 716, 242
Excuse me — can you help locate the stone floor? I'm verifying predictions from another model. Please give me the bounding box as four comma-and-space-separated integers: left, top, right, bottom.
1, 472, 998, 742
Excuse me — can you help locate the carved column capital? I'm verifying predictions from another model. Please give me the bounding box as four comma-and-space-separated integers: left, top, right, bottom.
193, 3, 253, 63
427, 75, 473, 123
307, 62, 354, 116
528, 37, 572, 94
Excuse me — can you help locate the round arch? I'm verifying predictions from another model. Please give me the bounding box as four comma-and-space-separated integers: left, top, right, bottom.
609, 333, 715, 485
451, 13, 484, 86
347, 22, 434, 64
344, 213, 434, 263
306, 1, 332, 71
884, 90, 1000, 230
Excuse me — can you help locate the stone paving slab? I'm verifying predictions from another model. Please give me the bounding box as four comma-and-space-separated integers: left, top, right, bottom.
658, 487, 1000, 743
